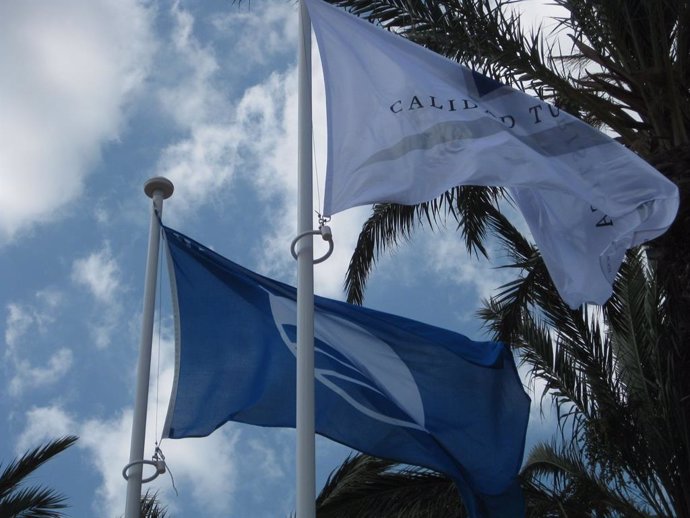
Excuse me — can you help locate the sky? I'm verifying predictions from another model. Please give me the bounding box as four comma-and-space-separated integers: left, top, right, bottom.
1, 1, 558, 516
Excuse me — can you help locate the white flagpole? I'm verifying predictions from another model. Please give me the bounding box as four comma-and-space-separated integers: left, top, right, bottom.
296, 1, 316, 517
124, 177, 174, 518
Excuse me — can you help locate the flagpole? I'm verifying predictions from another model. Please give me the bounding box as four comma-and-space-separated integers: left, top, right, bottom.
124, 177, 174, 518
296, 1, 316, 517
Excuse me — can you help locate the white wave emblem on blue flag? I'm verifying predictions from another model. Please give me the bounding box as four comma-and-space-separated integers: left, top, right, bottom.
267, 290, 426, 430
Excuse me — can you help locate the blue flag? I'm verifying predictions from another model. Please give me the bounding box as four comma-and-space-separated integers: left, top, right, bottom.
161, 226, 530, 518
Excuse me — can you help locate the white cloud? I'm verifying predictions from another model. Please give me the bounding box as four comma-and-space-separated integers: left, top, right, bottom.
246, 438, 285, 480
4, 303, 33, 351
94, 206, 110, 225
4, 295, 73, 396
0, 0, 155, 243
212, 2, 298, 67
425, 232, 513, 302
153, 6, 375, 301
70, 244, 122, 348
78, 408, 242, 518
9, 348, 74, 397
72, 243, 121, 304
92, 323, 118, 350
159, 431, 241, 515
157, 124, 242, 211
154, 2, 240, 213
4, 294, 62, 352
14, 328, 245, 517
72, 242, 123, 349
35, 288, 63, 309
158, 2, 226, 129
16, 405, 78, 453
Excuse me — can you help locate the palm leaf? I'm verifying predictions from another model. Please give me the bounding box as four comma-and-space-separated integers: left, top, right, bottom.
0, 487, 69, 518
315, 454, 466, 518
0, 436, 77, 518
140, 490, 168, 518
522, 441, 654, 518
0, 436, 77, 499
345, 186, 502, 304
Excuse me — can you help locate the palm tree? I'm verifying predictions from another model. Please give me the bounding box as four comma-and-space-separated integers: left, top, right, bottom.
0, 436, 78, 518
322, 0, 689, 516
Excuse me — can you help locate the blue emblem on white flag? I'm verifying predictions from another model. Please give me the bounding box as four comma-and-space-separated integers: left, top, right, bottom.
161, 226, 530, 518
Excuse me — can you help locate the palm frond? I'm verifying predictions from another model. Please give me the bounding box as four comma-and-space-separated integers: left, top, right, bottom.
345, 186, 501, 304
0, 436, 77, 518
522, 441, 653, 518
345, 203, 419, 306
0, 436, 78, 499
554, 0, 690, 150
604, 250, 690, 514
140, 490, 169, 518
0, 487, 69, 518
316, 454, 465, 518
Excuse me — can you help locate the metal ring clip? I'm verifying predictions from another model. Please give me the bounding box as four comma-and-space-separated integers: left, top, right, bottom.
122, 459, 166, 483
290, 226, 334, 264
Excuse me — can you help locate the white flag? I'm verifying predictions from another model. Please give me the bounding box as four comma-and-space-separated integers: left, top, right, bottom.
305, 0, 679, 308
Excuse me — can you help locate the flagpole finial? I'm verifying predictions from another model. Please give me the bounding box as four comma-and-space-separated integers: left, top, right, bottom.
144, 177, 174, 199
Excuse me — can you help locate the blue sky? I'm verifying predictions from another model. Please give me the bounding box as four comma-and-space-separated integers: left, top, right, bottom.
1, 1, 556, 516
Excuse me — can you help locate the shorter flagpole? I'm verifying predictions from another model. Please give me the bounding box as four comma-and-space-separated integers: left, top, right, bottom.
124, 177, 174, 518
